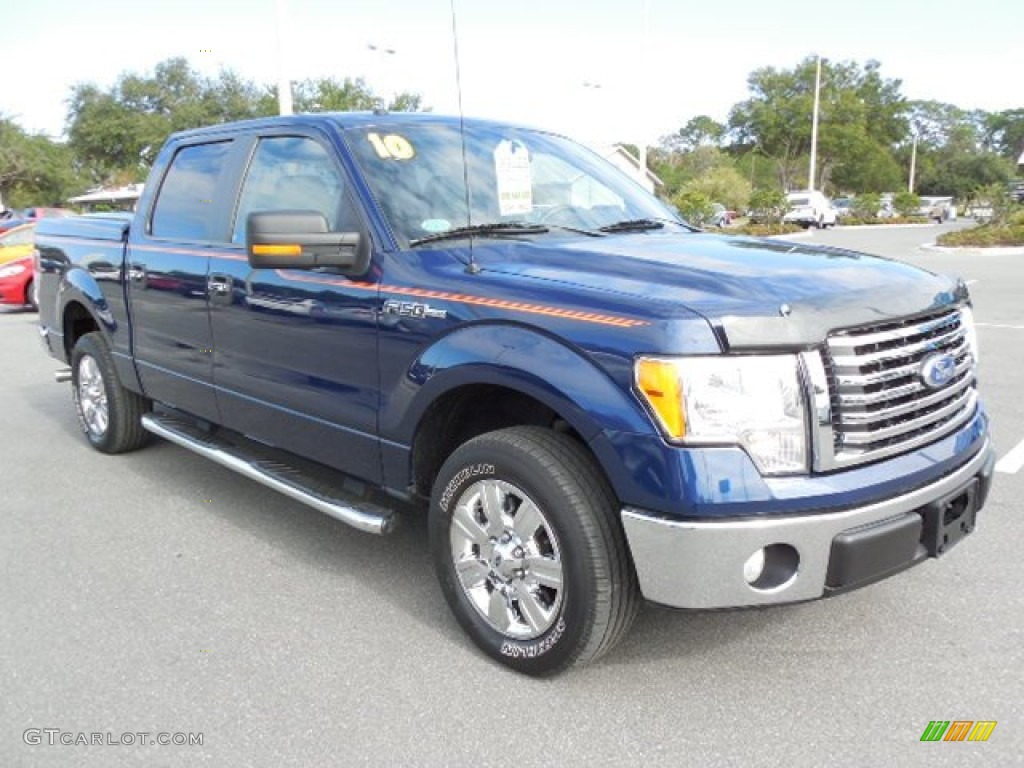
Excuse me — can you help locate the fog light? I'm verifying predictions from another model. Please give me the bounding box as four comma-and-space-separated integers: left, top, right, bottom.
744, 543, 800, 591
743, 548, 766, 584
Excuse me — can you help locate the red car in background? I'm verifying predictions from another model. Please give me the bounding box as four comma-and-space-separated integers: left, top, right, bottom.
0, 222, 39, 310
0, 253, 36, 310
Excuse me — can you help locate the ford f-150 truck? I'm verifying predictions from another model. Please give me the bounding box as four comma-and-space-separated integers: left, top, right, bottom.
35, 113, 994, 675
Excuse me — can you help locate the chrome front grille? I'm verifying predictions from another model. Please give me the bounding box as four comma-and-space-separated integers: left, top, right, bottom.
816, 308, 978, 469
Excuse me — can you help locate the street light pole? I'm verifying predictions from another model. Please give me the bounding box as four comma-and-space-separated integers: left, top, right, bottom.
275, 0, 293, 115
908, 133, 918, 193
808, 55, 822, 190
637, 0, 650, 184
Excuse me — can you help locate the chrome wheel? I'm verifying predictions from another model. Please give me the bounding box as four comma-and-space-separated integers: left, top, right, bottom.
449, 479, 564, 640
77, 355, 108, 437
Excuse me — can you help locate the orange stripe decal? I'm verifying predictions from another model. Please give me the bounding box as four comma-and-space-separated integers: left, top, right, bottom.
278, 270, 647, 328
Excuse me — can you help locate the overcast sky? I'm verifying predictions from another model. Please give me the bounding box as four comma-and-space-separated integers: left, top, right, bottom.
2, 0, 1021, 147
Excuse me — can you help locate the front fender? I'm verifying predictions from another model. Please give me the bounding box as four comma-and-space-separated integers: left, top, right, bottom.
385, 322, 654, 444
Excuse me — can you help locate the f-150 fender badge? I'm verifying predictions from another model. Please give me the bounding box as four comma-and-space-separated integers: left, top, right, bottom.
382, 299, 447, 319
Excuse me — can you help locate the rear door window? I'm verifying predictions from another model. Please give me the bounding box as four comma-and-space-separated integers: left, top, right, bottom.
150, 142, 233, 241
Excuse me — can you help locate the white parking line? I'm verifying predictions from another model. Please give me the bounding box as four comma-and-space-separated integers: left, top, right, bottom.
995, 439, 1024, 474
977, 323, 1024, 330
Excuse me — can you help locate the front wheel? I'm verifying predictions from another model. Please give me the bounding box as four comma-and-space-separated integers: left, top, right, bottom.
430, 426, 639, 676
71, 332, 150, 454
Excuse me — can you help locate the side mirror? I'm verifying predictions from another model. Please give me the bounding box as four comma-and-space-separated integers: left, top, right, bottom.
246, 210, 369, 273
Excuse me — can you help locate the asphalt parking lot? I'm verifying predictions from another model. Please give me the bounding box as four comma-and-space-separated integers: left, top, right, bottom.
2, 222, 1021, 767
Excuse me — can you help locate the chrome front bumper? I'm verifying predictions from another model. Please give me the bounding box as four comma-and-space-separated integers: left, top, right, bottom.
621, 440, 994, 610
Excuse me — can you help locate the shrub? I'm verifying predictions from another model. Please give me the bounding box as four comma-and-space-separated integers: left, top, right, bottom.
672, 190, 714, 227
853, 193, 881, 219
748, 188, 787, 223
892, 191, 922, 217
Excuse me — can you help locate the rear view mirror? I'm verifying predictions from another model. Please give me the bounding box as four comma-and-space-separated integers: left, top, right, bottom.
246, 211, 369, 273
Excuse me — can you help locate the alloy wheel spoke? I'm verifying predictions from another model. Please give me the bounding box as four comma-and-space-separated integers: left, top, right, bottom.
487, 588, 511, 633
480, 482, 506, 537
526, 555, 563, 590
516, 587, 548, 634
451, 503, 490, 549
454, 557, 490, 589
512, 499, 543, 540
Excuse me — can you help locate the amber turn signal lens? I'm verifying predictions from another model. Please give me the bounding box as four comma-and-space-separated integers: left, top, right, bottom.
635, 358, 686, 438
252, 243, 302, 256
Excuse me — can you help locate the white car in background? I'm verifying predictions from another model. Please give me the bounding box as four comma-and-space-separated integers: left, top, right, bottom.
783, 190, 838, 229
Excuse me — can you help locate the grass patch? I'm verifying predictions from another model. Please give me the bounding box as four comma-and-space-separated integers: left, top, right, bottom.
936, 223, 1024, 247
723, 222, 803, 236
839, 215, 929, 226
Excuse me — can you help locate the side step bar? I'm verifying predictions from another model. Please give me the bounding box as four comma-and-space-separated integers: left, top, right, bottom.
141, 413, 396, 535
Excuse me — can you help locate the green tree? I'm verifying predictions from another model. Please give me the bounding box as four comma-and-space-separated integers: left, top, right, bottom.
0, 117, 84, 208
728, 56, 909, 193
65, 58, 427, 186
662, 115, 725, 152
682, 165, 751, 211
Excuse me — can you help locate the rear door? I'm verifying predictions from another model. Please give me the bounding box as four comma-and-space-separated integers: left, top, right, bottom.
207, 130, 383, 482
127, 139, 240, 422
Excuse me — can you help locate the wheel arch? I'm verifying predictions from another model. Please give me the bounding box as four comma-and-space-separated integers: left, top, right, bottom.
386, 323, 655, 500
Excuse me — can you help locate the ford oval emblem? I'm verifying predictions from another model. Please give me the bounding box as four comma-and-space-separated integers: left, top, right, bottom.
919, 353, 957, 389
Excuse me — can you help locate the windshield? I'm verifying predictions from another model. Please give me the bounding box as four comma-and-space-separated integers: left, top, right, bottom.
788, 197, 810, 206
342, 121, 680, 247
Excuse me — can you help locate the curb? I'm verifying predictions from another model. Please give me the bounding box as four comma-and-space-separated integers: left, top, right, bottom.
835, 222, 940, 230
919, 243, 1024, 256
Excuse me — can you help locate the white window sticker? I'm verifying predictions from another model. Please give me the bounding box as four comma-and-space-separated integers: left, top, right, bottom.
494, 140, 532, 216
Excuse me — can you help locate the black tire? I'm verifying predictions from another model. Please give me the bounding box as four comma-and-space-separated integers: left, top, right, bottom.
430, 426, 639, 676
71, 332, 150, 454
25, 279, 37, 311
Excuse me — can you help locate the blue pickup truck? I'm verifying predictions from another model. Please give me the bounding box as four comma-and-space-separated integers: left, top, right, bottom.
36, 113, 993, 675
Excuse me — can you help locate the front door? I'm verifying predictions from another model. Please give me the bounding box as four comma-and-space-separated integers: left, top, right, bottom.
208, 133, 382, 483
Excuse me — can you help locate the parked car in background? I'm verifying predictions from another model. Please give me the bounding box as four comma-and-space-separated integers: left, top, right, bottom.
832, 197, 855, 219
22, 207, 73, 222
0, 223, 36, 266
709, 203, 735, 227
919, 196, 956, 223
0, 254, 37, 310
1, 208, 71, 234
782, 190, 837, 228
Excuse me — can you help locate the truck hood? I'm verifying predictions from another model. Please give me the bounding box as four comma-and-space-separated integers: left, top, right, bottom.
471, 232, 965, 348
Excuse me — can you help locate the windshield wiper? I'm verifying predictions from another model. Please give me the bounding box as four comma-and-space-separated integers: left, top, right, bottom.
597, 218, 666, 233
410, 221, 549, 247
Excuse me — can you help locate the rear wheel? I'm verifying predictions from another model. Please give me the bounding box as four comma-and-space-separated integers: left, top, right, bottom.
71, 332, 150, 454
430, 426, 639, 676
25, 279, 37, 311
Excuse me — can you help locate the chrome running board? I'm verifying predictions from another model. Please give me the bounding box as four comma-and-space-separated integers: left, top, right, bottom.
141, 413, 396, 535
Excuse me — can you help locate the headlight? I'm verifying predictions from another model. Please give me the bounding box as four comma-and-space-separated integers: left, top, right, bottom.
960, 305, 979, 363
635, 355, 808, 475
0, 263, 27, 278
